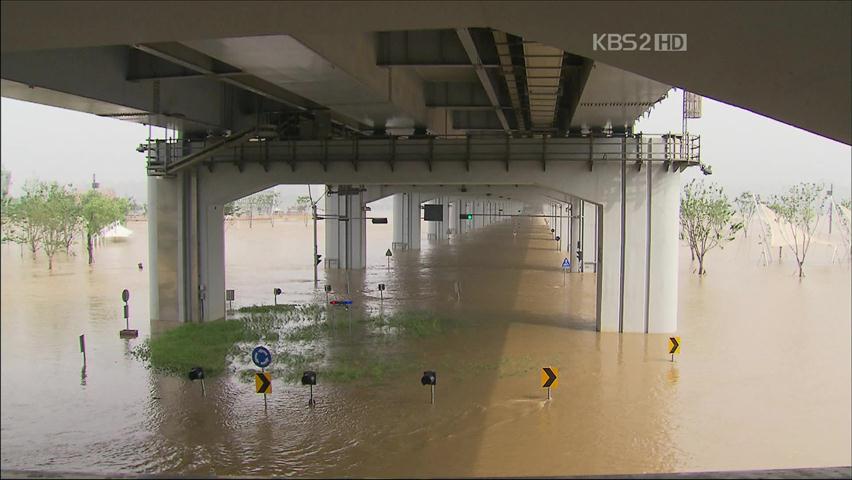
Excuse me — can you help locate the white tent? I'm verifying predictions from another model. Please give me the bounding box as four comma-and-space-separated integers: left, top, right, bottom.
754, 202, 838, 265
101, 223, 133, 240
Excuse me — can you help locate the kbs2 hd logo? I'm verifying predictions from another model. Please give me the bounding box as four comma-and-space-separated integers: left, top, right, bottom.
593, 33, 687, 52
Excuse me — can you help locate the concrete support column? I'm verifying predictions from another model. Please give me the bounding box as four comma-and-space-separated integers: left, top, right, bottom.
570, 197, 583, 272
451, 197, 462, 236
441, 199, 450, 239
597, 163, 678, 333
325, 186, 367, 269
583, 201, 598, 272
148, 171, 206, 323
392, 192, 422, 250
199, 202, 225, 322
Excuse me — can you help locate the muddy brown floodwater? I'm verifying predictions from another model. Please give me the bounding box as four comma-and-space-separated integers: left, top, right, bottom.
1, 214, 850, 477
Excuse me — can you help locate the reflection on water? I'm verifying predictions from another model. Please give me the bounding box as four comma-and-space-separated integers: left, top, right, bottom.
1, 216, 850, 477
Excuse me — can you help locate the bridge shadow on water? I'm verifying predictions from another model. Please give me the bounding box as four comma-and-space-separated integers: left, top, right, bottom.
145, 216, 614, 477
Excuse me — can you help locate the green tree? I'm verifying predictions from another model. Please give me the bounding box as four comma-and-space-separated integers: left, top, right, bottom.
3, 181, 45, 255
680, 180, 742, 275
80, 190, 129, 265
734, 191, 757, 238
768, 182, 826, 278
36, 182, 81, 271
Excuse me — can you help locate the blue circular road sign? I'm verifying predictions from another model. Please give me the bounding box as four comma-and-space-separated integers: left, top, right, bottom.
251, 346, 272, 368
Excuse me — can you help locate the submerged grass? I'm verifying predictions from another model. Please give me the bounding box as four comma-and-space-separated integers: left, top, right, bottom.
237, 304, 297, 314
366, 310, 450, 337
132, 303, 452, 383
135, 319, 261, 376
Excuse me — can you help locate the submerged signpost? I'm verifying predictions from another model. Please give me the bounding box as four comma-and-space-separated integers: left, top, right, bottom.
421, 370, 436, 404
119, 289, 138, 338
668, 337, 681, 362
541, 367, 558, 400
302, 370, 317, 406
226, 289, 235, 312
188, 367, 206, 396
562, 258, 571, 286
252, 346, 272, 410
385, 248, 393, 269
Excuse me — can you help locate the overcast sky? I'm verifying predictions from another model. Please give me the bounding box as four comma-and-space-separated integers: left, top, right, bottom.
2, 90, 850, 203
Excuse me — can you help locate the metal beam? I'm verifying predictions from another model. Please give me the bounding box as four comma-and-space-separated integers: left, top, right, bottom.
455, 28, 510, 132
127, 71, 247, 82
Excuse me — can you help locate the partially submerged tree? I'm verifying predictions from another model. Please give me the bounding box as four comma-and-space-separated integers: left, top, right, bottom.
80, 190, 128, 264
768, 182, 826, 278
734, 191, 757, 238
3, 181, 46, 255
680, 180, 742, 275
37, 183, 81, 270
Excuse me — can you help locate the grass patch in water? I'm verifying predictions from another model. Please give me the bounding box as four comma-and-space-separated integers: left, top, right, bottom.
137, 319, 263, 376
367, 310, 449, 337
322, 355, 403, 383
237, 304, 297, 314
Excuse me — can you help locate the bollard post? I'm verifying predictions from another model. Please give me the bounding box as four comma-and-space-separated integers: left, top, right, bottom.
79, 334, 86, 365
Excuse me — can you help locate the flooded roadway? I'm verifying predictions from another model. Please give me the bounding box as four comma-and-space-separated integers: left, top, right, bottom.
1, 213, 850, 477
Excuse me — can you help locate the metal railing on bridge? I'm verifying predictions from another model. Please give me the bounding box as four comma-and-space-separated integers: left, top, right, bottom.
144, 132, 701, 177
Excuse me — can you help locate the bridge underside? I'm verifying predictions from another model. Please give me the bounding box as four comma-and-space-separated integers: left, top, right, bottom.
147, 145, 680, 333
7, 2, 842, 336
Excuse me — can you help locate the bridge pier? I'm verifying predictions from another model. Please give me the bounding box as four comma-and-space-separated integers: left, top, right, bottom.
570, 197, 583, 272
325, 185, 367, 269
148, 173, 226, 324
392, 192, 422, 250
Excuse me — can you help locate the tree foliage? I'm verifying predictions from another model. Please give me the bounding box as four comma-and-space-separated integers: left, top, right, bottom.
768, 182, 826, 278
1, 180, 130, 270
81, 190, 129, 264
680, 180, 742, 275
38, 183, 81, 270
734, 191, 757, 238
2, 181, 44, 254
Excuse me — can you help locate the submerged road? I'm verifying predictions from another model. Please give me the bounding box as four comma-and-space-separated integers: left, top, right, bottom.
1, 216, 850, 477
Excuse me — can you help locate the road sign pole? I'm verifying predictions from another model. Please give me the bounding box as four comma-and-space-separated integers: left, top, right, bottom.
547, 386, 551, 400
313, 203, 318, 287
200, 378, 206, 397
262, 366, 268, 411
431, 384, 435, 405
79, 334, 86, 365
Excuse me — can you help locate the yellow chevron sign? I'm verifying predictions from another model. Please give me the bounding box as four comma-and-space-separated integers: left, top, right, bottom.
255, 372, 272, 394
668, 337, 681, 355
540, 367, 558, 389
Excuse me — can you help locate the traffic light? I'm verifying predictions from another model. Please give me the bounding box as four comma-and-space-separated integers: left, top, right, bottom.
315, 254, 322, 265
460, 213, 473, 220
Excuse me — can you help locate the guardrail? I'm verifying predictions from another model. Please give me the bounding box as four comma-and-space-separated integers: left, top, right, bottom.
145, 133, 701, 176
